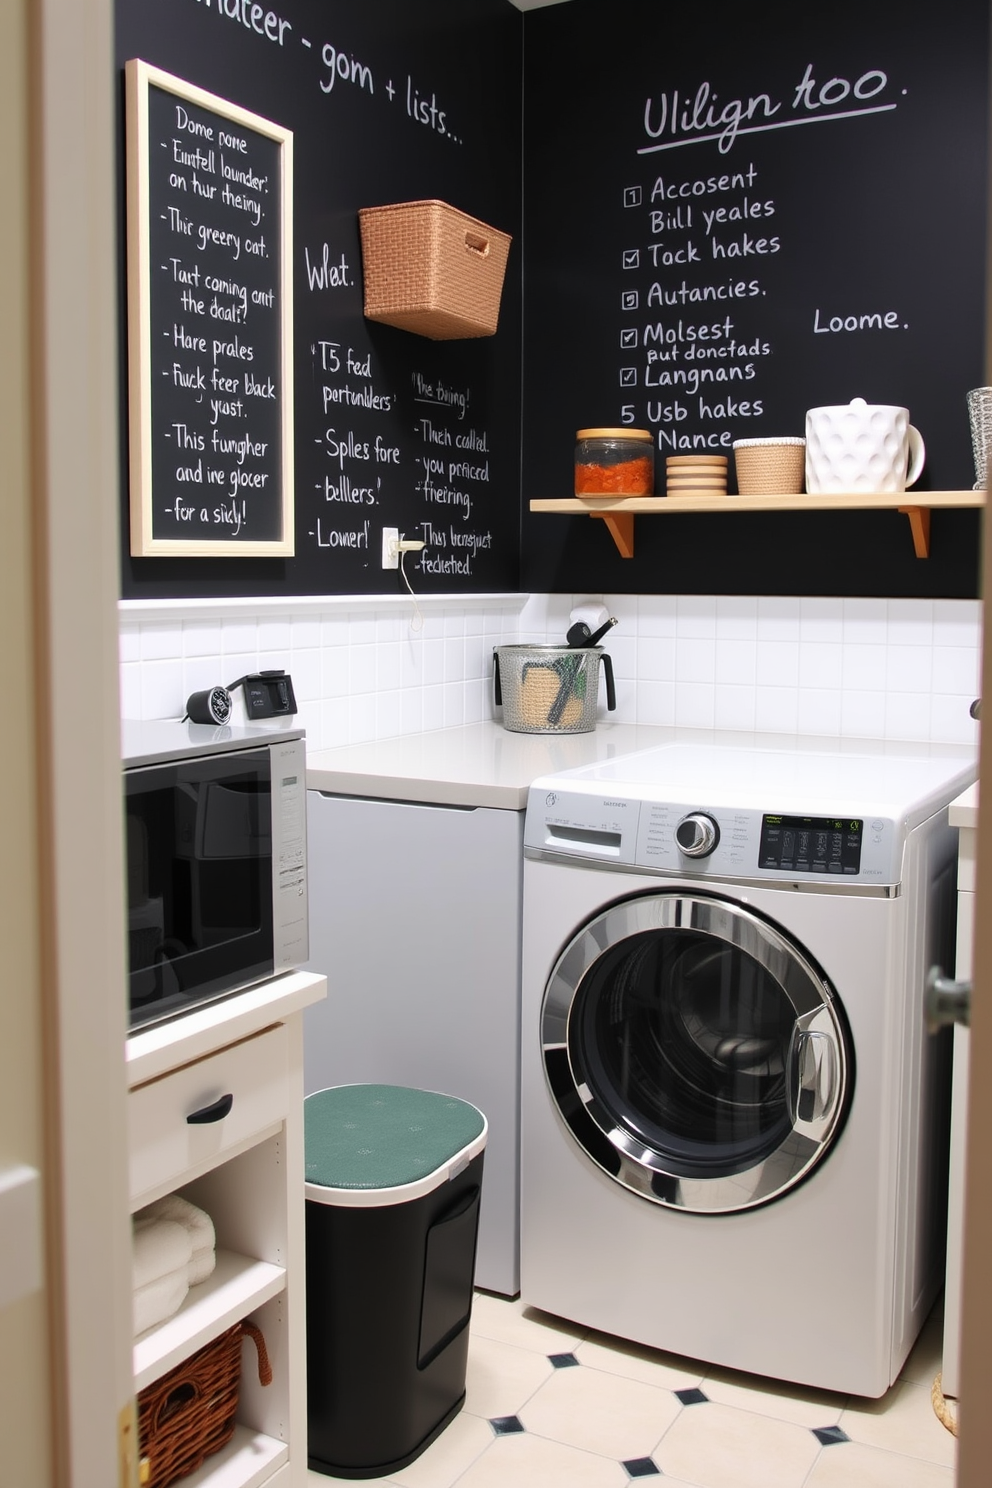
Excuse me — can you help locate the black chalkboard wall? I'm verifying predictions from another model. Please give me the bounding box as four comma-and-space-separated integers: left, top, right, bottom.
116, 0, 523, 598
520, 0, 989, 598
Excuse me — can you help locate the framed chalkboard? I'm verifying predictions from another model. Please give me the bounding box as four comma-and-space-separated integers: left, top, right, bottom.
125, 59, 294, 556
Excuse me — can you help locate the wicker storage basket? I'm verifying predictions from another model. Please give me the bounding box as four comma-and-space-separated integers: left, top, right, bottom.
137, 1321, 271, 1488
358, 200, 511, 339
732, 438, 806, 495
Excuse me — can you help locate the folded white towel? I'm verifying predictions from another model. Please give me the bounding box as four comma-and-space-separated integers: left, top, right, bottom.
132, 1217, 193, 1293
135, 1193, 216, 1287
133, 1266, 189, 1336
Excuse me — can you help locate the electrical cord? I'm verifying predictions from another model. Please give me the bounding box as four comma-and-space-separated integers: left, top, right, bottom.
396, 536, 425, 631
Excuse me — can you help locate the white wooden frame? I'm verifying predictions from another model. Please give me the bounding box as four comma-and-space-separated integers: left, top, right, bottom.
125, 59, 294, 557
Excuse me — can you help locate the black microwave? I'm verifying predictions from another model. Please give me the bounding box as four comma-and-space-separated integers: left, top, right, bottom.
122, 720, 309, 1031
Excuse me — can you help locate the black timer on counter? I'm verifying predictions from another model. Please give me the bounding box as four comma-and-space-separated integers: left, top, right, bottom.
759, 814, 863, 875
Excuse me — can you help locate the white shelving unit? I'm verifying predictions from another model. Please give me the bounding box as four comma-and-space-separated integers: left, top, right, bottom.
126, 971, 326, 1488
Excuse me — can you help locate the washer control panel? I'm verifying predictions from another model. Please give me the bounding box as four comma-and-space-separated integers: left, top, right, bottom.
526, 788, 902, 885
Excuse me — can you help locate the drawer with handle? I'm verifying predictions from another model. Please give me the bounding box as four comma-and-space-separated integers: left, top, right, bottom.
128, 1023, 288, 1207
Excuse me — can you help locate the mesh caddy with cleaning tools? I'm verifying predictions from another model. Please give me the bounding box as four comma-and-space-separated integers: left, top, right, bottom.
493, 645, 616, 734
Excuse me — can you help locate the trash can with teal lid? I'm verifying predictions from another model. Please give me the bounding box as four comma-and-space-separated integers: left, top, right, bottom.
304, 1084, 487, 1479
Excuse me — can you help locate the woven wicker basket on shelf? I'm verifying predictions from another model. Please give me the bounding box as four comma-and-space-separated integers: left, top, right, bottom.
358, 199, 511, 339
137, 1320, 271, 1488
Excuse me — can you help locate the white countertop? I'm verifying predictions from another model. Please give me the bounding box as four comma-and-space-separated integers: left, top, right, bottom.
307, 721, 977, 812
950, 782, 979, 832
307, 720, 681, 808
126, 970, 327, 1088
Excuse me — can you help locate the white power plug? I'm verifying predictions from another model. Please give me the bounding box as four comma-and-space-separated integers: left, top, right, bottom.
382, 528, 425, 569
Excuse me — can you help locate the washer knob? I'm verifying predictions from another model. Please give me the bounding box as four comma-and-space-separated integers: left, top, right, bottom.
675, 812, 720, 858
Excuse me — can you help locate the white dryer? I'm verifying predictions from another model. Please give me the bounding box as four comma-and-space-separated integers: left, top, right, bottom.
520, 738, 975, 1397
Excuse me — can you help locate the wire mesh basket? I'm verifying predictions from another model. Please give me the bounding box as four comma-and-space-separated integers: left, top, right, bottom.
966, 387, 992, 489
493, 645, 616, 734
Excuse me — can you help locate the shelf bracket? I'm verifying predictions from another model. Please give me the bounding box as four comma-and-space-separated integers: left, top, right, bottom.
594, 510, 635, 558
898, 505, 931, 559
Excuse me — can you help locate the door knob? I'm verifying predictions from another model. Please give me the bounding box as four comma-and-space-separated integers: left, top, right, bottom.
925, 965, 971, 1032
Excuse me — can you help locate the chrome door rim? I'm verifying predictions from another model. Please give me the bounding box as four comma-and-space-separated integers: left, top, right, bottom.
541, 892, 851, 1214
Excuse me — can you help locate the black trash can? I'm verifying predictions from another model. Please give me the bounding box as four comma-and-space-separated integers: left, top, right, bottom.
304, 1083, 487, 1480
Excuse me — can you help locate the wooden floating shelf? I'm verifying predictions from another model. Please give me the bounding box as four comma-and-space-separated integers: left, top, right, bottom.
529, 490, 986, 559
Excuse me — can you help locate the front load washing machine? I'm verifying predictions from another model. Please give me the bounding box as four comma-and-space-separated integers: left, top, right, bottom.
520, 738, 975, 1397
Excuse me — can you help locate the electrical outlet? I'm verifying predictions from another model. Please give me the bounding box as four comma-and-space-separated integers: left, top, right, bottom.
381, 526, 399, 569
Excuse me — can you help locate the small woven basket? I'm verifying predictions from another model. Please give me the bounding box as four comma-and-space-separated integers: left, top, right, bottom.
358, 199, 511, 339
733, 438, 805, 495
137, 1320, 271, 1488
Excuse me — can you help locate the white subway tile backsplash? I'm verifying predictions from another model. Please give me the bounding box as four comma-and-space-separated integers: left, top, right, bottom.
119, 661, 142, 719
119, 594, 981, 753
885, 644, 932, 694
257, 617, 292, 652
797, 687, 842, 737
120, 624, 140, 663
757, 596, 801, 637
376, 641, 402, 693
932, 645, 980, 695
321, 646, 350, 699
756, 639, 800, 688
930, 694, 980, 746
714, 684, 756, 732
676, 595, 717, 637
675, 681, 716, 729
799, 597, 844, 643
349, 644, 377, 697
841, 689, 887, 738
933, 599, 982, 646
375, 689, 402, 740
842, 643, 887, 692
422, 682, 445, 732
400, 687, 424, 736
887, 599, 933, 644
843, 597, 887, 643
755, 686, 799, 734
140, 622, 182, 661
291, 615, 321, 650
639, 637, 677, 682
182, 621, 223, 658
637, 680, 676, 726
607, 634, 637, 679
221, 618, 258, 656
676, 638, 716, 684
289, 648, 321, 703
716, 595, 758, 638
715, 638, 757, 686
349, 691, 376, 743
884, 692, 932, 742
798, 642, 843, 690
637, 594, 677, 636
140, 658, 183, 719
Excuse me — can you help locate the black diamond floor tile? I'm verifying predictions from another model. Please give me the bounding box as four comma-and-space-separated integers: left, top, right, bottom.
675, 1386, 709, 1406
548, 1351, 580, 1369
622, 1456, 661, 1478
490, 1415, 526, 1436
813, 1425, 851, 1446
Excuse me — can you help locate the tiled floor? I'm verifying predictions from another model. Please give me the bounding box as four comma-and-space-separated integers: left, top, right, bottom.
306, 1291, 956, 1487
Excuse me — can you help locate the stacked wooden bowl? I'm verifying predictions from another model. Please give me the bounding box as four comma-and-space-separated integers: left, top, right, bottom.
665, 455, 728, 496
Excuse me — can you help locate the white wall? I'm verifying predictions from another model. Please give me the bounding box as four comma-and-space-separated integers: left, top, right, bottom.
120, 592, 982, 751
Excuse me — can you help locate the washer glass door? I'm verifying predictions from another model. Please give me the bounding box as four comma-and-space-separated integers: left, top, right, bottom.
542, 892, 852, 1213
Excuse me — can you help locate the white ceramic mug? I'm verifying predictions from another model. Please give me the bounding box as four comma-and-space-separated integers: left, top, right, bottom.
805, 398, 925, 494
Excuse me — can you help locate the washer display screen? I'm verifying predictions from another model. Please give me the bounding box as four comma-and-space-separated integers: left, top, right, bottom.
759, 815, 863, 874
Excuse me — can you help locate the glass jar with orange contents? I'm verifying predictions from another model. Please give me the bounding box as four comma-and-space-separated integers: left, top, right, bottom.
574, 428, 655, 496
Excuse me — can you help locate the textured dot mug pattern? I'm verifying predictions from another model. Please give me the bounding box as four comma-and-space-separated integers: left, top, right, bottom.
805, 397, 925, 494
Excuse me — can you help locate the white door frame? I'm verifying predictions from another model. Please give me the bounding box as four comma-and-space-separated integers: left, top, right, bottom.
30, 0, 135, 1480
